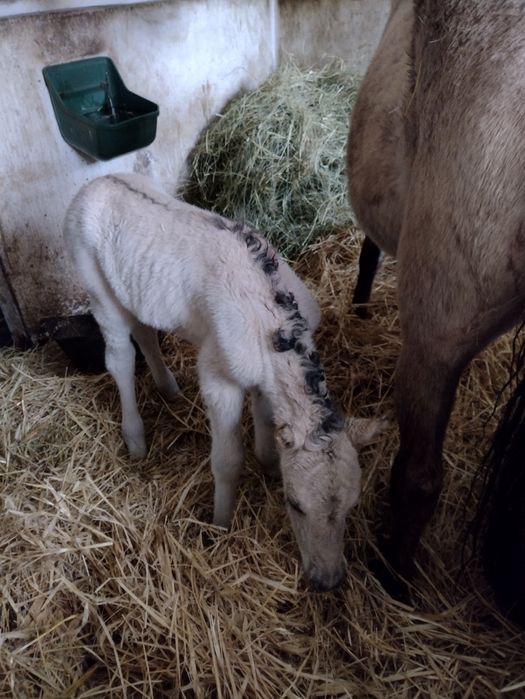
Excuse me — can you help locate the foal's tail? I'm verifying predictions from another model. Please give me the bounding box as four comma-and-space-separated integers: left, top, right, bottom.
473, 324, 525, 627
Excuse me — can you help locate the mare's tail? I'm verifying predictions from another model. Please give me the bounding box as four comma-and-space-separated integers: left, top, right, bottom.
477, 326, 525, 627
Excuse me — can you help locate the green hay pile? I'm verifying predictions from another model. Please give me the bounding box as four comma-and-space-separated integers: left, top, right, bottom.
184, 61, 359, 258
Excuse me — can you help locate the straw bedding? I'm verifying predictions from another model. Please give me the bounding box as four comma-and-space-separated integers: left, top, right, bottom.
1, 229, 525, 698
2, 61, 525, 698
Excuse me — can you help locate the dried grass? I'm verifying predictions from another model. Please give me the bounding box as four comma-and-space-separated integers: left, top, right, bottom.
1, 228, 525, 698
183, 61, 358, 258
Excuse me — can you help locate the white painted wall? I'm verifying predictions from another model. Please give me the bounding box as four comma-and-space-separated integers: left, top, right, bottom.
279, 0, 389, 75
0, 1, 158, 18
0, 0, 388, 343
0, 0, 278, 341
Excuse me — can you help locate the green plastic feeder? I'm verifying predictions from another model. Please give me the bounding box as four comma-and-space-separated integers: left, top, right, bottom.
42, 56, 159, 160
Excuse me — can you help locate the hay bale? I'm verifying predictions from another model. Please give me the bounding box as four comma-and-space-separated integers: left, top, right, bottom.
184, 61, 359, 258
1, 230, 525, 696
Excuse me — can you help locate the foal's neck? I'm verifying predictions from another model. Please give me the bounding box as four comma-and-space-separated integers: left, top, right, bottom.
262, 341, 340, 447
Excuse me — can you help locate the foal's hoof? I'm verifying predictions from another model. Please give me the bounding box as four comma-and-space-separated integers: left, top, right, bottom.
212, 512, 233, 530
128, 443, 147, 460
260, 459, 281, 480
159, 375, 180, 402
124, 434, 147, 460
255, 450, 281, 480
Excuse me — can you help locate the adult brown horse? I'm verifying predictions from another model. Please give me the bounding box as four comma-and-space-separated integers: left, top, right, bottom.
347, 0, 525, 592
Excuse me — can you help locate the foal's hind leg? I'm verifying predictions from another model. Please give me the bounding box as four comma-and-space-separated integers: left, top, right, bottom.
352, 236, 383, 318
92, 301, 146, 459
77, 250, 146, 459
132, 323, 180, 400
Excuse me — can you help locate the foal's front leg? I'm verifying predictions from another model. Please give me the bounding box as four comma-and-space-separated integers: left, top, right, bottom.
250, 388, 280, 477
198, 348, 245, 528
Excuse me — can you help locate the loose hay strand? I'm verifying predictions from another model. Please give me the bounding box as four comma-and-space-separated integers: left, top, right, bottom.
1, 229, 525, 697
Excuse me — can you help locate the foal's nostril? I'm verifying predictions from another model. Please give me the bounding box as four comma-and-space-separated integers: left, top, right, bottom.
310, 577, 341, 593
306, 564, 345, 593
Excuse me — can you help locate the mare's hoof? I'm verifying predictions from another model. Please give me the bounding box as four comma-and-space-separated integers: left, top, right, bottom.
261, 461, 281, 481
368, 537, 416, 604
354, 304, 370, 319
368, 555, 412, 604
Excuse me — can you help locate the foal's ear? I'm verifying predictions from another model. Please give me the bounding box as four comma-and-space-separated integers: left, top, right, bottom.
346, 416, 389, 449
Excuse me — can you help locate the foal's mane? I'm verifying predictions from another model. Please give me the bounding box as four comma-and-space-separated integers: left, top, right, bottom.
214, 215, 344, 437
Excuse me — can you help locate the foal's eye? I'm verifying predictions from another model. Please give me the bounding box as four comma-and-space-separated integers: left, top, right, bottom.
286, 497, 305, 516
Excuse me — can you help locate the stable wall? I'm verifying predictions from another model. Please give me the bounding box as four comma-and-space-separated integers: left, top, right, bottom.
279, 0, 389, 74
0, 0, 278, 342
0, 0, 388, 343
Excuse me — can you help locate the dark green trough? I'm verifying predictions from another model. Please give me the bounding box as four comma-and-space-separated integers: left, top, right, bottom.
42, 56, 159, 160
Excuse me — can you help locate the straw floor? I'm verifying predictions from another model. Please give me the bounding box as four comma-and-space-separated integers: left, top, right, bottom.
1, 228, 525, 698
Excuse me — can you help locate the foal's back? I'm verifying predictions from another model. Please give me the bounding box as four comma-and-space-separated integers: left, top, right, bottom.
65, 174, 277, 344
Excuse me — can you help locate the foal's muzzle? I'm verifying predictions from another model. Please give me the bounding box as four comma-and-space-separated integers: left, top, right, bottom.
305, 562, 346, 592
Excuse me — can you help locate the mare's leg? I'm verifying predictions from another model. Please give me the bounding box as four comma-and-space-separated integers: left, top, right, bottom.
352, 236, 382, 318
132, 323, 180, 400
198, 343, 245, 528
389, 299, 522, 582
384, 224, 514, 580
387, 340, 466, 579
250, 388, 280, 477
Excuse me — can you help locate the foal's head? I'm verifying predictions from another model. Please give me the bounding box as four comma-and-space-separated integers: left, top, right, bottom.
277, 417, 386, 591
